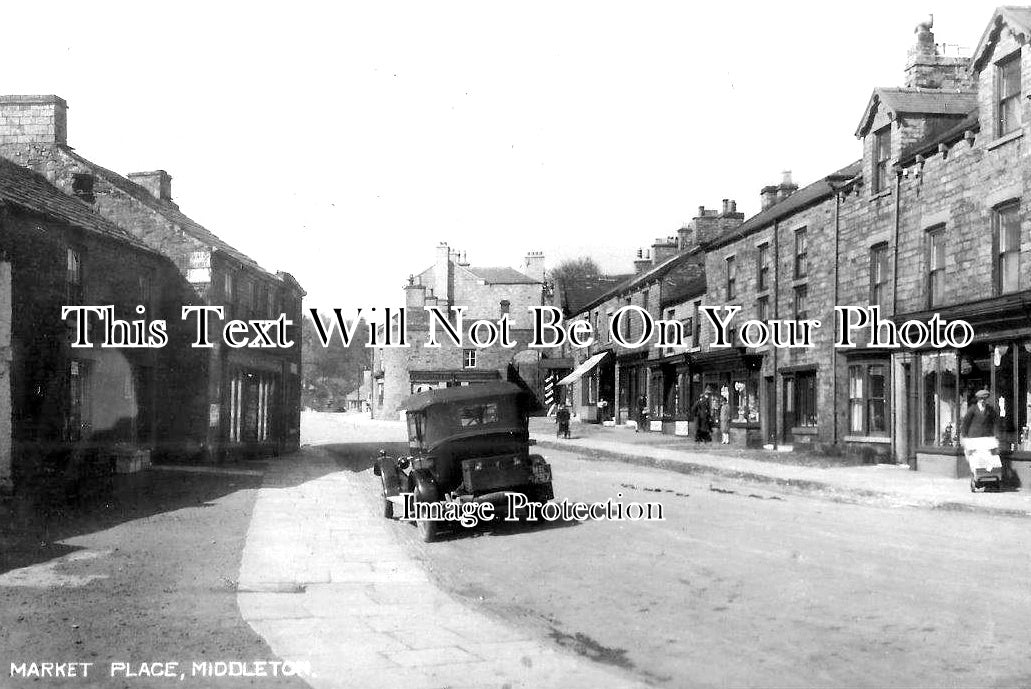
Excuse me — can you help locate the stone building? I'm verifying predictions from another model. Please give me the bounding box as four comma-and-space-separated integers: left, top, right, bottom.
561, 202, 740, 425
566, 8, 1031, 478
0, 95, 304, 461
836, 7, 1031, 479
370, 243, 546, 418
0, 156, 190, 493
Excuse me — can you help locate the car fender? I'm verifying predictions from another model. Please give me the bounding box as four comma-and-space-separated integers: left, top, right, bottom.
411, 469, 440, 504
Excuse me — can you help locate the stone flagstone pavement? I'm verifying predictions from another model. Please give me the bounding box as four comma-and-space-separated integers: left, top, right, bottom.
236, 446, 643, 689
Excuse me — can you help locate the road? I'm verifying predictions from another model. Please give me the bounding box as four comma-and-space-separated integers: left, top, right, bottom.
317, 414, 1031, 689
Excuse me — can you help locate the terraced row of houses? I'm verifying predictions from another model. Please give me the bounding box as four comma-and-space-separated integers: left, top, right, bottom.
559, 8, 1031, 483
0, 95, 303, 496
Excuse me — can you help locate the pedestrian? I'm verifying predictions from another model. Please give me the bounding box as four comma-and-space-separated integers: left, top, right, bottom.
556, 405, 571, 439
961, 388, 1002, 490
719, 394, 731, 444
597, 398, 609, 423
961, 389, 998, 439
691, 394, 711, 442
636, 395, 648, 433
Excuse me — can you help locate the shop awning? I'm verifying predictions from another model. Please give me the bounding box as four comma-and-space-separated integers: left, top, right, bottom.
556, 352, 608, 386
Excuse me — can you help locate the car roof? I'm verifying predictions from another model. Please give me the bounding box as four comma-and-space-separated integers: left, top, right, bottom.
402, 382, 525, 412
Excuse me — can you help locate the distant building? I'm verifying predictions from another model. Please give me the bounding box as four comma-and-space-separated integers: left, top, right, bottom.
0, 95, 304, 462
371, 243, 545, 418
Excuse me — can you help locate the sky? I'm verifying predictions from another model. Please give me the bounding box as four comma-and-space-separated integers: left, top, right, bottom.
0, 0, 1005, 311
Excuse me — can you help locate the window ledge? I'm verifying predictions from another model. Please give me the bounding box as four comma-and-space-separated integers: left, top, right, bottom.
843, 435, 891, 444
869, 189, 892, 202
987, 130, 1023, 150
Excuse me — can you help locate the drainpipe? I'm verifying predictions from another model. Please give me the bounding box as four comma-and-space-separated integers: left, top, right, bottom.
891, 165, 902, 462
832, 189, 841, 447
771, 219, 780, 449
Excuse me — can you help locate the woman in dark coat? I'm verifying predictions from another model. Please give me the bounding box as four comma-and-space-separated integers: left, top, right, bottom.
691, 394, 712, 442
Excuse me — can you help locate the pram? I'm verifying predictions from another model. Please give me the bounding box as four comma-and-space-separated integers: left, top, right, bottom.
961, 436, 1003, 492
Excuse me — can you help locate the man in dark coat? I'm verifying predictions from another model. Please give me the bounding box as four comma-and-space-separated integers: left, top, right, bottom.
555, 405, 571, 439
635, 395, 648, 433
691, 394, 712, 442
961, 389, 998, 439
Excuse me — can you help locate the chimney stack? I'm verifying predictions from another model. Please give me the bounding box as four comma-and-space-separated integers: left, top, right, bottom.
651, 237, 678, 265
127, 170, 173, 202
435, 242, 452, 309
633, 249, 652, 274
760, 186, 779, 210
904, 16, 973, 90
0, 95, 68, 147
522, 250, 546, 282
777, 171, 798, 203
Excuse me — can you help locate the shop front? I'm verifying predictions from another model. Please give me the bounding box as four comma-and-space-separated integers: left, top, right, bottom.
911, 339, 1031, 482
900, 296, 1031, 482
616, 352, 649, 429
692, 349, 764, 447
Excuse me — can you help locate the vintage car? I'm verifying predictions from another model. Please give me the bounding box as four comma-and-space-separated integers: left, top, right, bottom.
374, 382, 554, 542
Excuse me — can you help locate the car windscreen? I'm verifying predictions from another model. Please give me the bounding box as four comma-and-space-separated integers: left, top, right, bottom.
422, 397, 523, 446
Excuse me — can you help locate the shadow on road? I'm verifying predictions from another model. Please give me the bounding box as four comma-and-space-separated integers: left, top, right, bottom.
321, 441, 408, 472
0, 469, 270, 574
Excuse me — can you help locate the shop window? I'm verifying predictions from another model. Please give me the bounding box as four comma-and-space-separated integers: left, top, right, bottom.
794, 228, 808, 278
463, 349, 477, 368
995, 202, 1020, 295
920, 351, 959, 447
873, 126, 891, 193
733, 375, 760, 424
848, 362, 888, 435
757, 242, 770, 291
927, 227, 945, 308
786, 371, 817, 428
869, 243, 889, 308
997, 52, 1022, 137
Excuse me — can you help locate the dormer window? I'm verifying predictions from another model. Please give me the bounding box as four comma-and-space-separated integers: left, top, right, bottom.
72, 173, 95, 203
997, 52, 1021, 137
873, 126, 891, 193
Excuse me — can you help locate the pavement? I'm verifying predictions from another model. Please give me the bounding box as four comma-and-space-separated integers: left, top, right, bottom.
236, 413, 646, 689
530, 417, 1031, 517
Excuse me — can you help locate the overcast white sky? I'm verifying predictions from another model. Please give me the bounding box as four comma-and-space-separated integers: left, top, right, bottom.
0, 1, 1004, 310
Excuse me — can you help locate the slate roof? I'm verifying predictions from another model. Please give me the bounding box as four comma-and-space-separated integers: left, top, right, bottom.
63, 150, 270, 276
855, 88, 977, 137
556, 273, 635, 315
464, 266, 540, 284
706, 160, 862, 251
0, 157, 155, 254
659, 269, 707, 309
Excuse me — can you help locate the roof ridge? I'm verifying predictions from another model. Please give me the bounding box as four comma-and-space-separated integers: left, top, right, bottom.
62, 148, 275, 278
